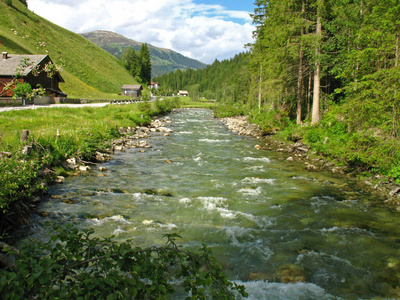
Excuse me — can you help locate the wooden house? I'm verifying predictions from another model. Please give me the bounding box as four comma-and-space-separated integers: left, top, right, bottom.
0, 52, 66, 102
121, 84, 143, 97
149, 82, 160, 90
178, 90, 189, 96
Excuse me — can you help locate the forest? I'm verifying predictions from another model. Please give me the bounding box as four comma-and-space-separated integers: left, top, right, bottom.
156, 0, 400, 185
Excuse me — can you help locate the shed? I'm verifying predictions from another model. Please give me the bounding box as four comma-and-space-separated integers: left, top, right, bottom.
121, 84, 143, 97
0, 52, 66, 102
178, 90, 189, 96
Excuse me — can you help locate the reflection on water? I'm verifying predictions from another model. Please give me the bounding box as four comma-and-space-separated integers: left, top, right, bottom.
31, 109, 400, 299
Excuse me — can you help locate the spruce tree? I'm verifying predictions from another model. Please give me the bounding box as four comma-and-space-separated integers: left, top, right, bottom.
139, 43, 152, 84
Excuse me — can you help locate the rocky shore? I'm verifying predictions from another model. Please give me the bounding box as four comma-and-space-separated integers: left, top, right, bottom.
219, 115, 400, 211
0, 116, 175, 244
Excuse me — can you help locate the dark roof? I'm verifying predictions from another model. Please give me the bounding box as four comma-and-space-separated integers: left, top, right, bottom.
0, 54, 48, 76
122, 84, 143, 90
0, 54, 64, 82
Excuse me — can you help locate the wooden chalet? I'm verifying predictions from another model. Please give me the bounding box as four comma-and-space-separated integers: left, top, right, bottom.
0, 52, 66, 102
178, 90, 189, 96
121, 84, 143, 97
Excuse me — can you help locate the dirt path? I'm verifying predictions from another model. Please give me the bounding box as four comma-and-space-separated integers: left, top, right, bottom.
0, 102, 110, 113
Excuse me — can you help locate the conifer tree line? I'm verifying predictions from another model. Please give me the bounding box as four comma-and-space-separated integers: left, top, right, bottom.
121, 43, 152, 85
156, 0, 400, 139
156, 53, 251, 101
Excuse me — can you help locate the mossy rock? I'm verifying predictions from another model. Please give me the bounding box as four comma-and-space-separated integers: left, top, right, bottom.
276, 264, 306, 283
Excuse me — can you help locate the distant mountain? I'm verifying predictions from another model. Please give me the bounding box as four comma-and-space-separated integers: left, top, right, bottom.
80, 31, 207, 77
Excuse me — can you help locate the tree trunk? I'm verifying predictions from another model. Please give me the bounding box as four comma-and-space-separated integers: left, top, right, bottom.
296, 1, 306, 125
307, 72, 312, 120
258, 65, 262, 111
396, 34, 399, 68
311, 2, 322, 126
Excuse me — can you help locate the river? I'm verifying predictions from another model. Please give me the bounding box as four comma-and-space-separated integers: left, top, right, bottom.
29, 109, 400, 299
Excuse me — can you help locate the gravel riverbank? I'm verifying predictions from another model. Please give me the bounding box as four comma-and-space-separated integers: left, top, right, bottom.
219, 114, 400, 211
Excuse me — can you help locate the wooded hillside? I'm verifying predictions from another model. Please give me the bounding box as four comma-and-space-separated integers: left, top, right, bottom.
156, 0, 400, 185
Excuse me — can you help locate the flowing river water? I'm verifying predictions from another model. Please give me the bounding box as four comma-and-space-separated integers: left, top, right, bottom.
28, 109, 400, 299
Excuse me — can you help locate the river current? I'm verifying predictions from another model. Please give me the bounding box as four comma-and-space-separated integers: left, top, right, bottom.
30, 109, 400, 299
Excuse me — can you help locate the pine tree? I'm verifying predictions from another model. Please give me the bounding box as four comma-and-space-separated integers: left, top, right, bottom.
139, 43, 152, 85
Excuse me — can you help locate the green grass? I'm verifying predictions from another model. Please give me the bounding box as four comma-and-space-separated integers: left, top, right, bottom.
179, 96, 215, 109
0, 99, 182, 212
0, 1, 137, 99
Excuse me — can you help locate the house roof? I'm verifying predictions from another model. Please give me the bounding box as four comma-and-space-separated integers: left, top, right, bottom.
0, 54, 48, 77
122, 84, 143, 90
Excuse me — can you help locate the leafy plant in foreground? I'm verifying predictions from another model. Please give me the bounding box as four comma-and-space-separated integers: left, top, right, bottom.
0, 223, 247, 299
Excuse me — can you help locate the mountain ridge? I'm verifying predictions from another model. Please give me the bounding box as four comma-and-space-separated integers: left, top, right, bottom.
80, 30, 207, 77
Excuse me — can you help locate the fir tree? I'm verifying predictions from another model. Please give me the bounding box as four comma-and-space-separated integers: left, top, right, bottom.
140, 43, 152, 84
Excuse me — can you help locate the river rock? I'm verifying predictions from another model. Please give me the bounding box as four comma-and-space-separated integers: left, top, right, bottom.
112, 139, 124, 146
95, 151, 112, 162
276, 264, 306, 284
55, 176, 65, 183
291, 142, 309, 154
98, 167, 107, 172
21, 144, 33, 156
62, 198, 78, 204
305, 163, 318, 171
114, 145, 125, 152
219, 115, 264, 138
64, 157, 78, 169
157, 127, 174, 133
134, 141, 151, 148
331, 167, 346, 174
287, 156, 294, 162
389, 187, 400, 197
79, 165, 90, 172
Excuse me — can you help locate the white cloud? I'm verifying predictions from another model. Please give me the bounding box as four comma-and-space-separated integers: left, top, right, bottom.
28, 0, 255, 64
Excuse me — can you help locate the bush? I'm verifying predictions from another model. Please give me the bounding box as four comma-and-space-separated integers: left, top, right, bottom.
0, 224, 247, 299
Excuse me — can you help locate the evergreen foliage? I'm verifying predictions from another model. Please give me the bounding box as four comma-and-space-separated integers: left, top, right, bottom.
139, 43, 152, 85
156, 53, 251, 103
156, 0, 400, 181
120, 44, 152, 84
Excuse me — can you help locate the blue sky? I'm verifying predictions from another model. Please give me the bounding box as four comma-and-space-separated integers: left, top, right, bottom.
195, 0, 255, 12
29, 0, 256, 64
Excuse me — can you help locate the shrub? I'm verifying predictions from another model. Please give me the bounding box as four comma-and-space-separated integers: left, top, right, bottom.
0, 224, 247, 299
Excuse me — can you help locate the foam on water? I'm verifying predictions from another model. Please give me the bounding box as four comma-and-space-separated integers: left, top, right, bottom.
89, 215, 132, 226
234, 280, 335, 300
246, 165, 266, 172
113, 226, 126, 236
238, 187, 263, 196
199, 138, 230, 143
244, 157, 271, 163
242, 177, 276, 185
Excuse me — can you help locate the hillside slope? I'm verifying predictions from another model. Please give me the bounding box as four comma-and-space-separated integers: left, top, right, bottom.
0, 2, 137, 98
80, 30, 207, 77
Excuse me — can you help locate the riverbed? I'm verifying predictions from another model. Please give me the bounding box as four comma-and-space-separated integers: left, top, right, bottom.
29, 109, 400, 299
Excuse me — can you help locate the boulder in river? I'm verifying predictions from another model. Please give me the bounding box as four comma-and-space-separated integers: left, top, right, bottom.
276, 264, 307, 283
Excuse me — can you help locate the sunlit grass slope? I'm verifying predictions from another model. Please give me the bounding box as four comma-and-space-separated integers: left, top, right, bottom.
0, 1, 137, 98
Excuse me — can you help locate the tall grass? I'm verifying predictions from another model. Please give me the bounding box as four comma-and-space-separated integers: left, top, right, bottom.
0, 99, 182, 213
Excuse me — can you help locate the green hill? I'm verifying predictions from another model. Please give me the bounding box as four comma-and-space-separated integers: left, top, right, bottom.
0, 1, 137, 99
80, 30, 207, 77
